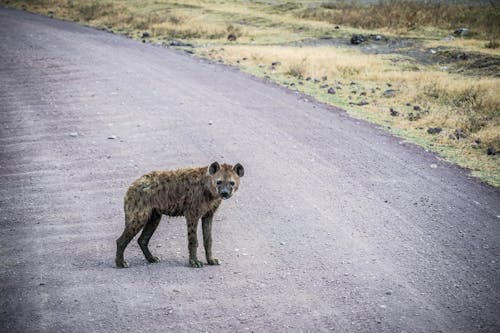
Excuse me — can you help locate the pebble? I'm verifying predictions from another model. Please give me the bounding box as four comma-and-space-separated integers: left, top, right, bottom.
430, 164, 438, 169
280, 241, 286, 245
107, 135, 117, 140
208, 121, 213, 125
69, 132, 78, 137
327, 88, 336, 95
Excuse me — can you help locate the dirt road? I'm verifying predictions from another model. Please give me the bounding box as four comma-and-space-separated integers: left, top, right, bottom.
1, 7, 499, 333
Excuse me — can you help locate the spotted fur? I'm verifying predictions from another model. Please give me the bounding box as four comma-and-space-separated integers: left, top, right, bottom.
115, 162, 244, 268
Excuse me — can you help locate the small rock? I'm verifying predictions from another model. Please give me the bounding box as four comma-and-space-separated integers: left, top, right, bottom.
486, 147, 497, 155
271, 61, 281, 66
320, 84, 329, 88
358, 100, 369, 106
69, 132, 78, 137
39, 282, 45, 286
443, 35, 455, 42
280, 241, 286, 245
350, 81, 357, 86
389, 108, 399, 116
313, 78, 320, 83
407, 113, 420, 121
413, 105, 421, 111
305, 76, 311, 81
430, 164, 438, 168
227, 34, 237, 41
427, 127, 442, 134
454, 128, 467, 139
208, 121, 213, 125
454, 28, 470, 37
327, 88, 336, 94
169, 40, 193, 47
321, 76, 327, 81
385, 290, 392, 295
350, 35, 365, 45
430, 49, 437, 54
334, 25, 340, 29
335, 85, 342, 89
360, 91, 366, 96
107, 135, 117, 140
141, 32, 150, 38
383, 89, 397, 97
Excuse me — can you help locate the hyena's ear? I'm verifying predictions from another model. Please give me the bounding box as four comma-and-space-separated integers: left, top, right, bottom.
233, 163, 244, 177
208, 161, 220, 175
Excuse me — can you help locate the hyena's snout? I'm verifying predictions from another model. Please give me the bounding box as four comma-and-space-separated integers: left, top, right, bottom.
216, 180, 235, 199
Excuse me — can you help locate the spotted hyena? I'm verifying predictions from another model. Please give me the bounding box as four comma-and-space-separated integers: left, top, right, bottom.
115, 162, 244, 268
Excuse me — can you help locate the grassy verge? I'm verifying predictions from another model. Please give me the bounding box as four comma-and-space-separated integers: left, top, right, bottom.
3, 0, 499, 186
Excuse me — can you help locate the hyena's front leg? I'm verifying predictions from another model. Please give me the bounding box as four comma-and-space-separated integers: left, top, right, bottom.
202, 213, 219, 265
186, 216, 203, 268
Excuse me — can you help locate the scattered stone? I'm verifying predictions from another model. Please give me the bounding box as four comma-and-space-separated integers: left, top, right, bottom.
298, 81, 304, 85
320, 84, 328, 88
389, 108, 399, 116
430, 49, 437, 54
39, 282, 45, 286
454, 128, 467, 139
289, 83, 295, 86
427, 127, 442, 134
358, 100, 369, 106
321, 75, 328, 81
334, 25, 340, 29
370, 34, 383, 41
327, 88, 336, 95
486, 147, 497, 155
360, 91, 366, 96
385, 290, 392, 295
142, 40, 146, 43
271, 61, 281, 66
227, 34, 237, 41
454, 28, 470, 37
107, 135, 117, 140
169, 40, 193, 47
443, 35, 455, 42
69, 132, 78, 137
350, 81, 357, 86
383, 89, 397, 97
335, 85, 342, 90
242, 57, 247, 61
208, 121, 213, 125
408, 113, 420, 121
386, 83, 392, 87
350, 35, 365, 45
413, 105, 421, 111
305, 77, 311, 81
430, 164, 438, 169
280, 241, 286, 245
141, 32, 150, 38
313, 78, 320, 83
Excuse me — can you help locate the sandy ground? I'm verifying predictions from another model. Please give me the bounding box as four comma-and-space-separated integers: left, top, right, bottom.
0, 7, 499, 333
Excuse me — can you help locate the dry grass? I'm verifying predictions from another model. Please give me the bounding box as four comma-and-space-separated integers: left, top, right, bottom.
2, 0, 499, 186
298, 0, 500, 39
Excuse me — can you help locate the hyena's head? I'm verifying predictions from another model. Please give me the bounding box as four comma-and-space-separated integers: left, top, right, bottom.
208, 161, 244, 200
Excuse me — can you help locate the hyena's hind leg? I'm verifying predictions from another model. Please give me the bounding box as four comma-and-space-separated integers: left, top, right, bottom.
115, 213, 149, 268
138, 210, 162, 263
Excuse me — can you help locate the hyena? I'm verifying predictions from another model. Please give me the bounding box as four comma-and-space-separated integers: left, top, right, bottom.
115, 161, 244, 268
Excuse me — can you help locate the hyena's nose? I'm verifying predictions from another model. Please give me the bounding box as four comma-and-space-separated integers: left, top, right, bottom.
220, 190, 230, 199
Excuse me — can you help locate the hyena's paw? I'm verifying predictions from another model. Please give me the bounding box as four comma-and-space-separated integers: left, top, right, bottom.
207, 258, 220, 265
147, 256, 161, 263
189, 258, 204, 268
116, 259, 129, 268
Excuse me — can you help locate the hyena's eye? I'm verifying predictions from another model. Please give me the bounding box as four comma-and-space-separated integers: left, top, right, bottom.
229, 181, 235, 186
216, 180, 222, 185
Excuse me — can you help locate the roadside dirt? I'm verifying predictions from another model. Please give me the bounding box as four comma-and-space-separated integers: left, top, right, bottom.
1, 7, 499, 333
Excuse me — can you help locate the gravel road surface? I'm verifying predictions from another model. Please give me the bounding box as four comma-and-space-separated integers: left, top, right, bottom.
1, 7, 499, 333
